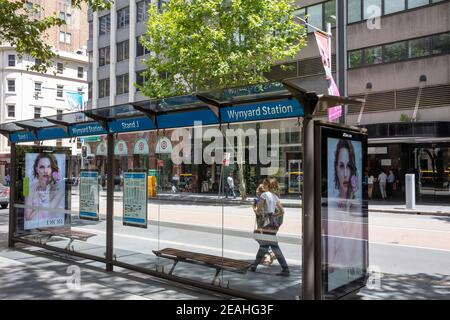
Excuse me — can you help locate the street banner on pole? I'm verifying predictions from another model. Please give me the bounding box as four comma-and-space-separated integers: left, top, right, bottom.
314, 31, 342, 121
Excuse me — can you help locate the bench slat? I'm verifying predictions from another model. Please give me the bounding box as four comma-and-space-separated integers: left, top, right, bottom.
154, 248, 251, 273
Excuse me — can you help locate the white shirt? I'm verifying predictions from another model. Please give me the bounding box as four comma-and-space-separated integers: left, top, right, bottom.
260, 191, 279, 214
227, 176, 234, 188
368, 176, 374, 185
378, 172, 387, 183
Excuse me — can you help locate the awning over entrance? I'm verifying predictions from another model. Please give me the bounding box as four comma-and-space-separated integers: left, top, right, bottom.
0, 80, 363, 143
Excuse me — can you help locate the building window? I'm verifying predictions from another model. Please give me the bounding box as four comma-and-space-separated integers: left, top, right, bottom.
348, 32, 450, 68
57, 85, 64, 98
57, 109, 63, 120
98, 78, 110, 98
383, 42, 408, 63
7, 79, 15, 92
78, 67, 84, 78
306, 4, 323, 33
347, 0, 444, 24
57, 62, 64, 74
117, 7, 130, 29
137, 0, 151, 22
8, 55, 16, 67
99, 14, 111, 35
136, 71, 147, 91
136, 37, 150, 56
34, 107, 41, 119
89, 21, 93, 38
66, 33, 72, 44
59, 11, 65, 20
384, 0, 406, 14
432, 33, 450, 55
295, 0, 336, 33
117, 40, 129, 62
347, 0, 362, 23
116, 74, 129, 95
88, 82, 92, 100
66, 13, 72, 25
35, 82, 42, 94
7, 105, 15, 118
99, 46, 110, 66
158, 0, 169, 12
59, 31, 65, 43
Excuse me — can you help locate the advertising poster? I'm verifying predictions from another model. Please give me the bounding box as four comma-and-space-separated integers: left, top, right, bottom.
123, 172, 148, 228
24, 152, 66, 230
79, 171, 99, 220
319, 125, 368, 298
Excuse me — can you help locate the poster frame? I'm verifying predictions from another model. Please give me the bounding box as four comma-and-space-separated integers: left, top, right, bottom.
314, 121, 369, 300
79, 170, 100, 221
122, 170, 148, 229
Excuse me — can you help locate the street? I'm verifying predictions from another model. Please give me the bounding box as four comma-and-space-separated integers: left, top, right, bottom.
2, 199, 450, 299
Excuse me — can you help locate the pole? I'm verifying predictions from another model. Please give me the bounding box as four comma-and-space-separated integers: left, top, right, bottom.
106, 133, 114, 271
8, 143, 16, 248
337, 0, 347, 124
302, 107, 316, 300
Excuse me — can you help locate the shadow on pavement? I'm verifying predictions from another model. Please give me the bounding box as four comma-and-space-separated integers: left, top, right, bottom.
358, 273, 450, 300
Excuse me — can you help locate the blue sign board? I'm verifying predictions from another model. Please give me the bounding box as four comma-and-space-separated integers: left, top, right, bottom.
37, 127, 69, 140
220, 99, 304, 123
157, 109, 219, 129
109, 117, 156, 133
69, 123, 108, 137
79, 171, 99, 220
10, 131, 36, 143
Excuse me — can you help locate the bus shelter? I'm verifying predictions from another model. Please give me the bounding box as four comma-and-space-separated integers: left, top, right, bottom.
0, 80, 368, 300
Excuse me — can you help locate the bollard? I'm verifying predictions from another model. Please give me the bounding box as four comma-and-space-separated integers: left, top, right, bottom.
405, 174, 416, 210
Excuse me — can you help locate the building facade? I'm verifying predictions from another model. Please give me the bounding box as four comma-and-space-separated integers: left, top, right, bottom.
0, 1, 90, 184
86, 0, 450, 200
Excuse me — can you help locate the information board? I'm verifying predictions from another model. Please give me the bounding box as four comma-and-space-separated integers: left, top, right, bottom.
123, 172, 148, 228
79, 171, 99, 220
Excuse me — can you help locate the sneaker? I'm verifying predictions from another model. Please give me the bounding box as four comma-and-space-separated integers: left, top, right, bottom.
276, 269, 290, 277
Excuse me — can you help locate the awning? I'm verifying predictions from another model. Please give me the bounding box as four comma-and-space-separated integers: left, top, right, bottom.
0, 81, 364, 143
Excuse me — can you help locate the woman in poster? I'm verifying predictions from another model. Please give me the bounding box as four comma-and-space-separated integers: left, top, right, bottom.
25, 153, 65, 225
326, 138, 365, 291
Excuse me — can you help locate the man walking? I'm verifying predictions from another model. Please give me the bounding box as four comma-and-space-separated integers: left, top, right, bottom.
378, 170, 387, 200
226, 172, 236, 199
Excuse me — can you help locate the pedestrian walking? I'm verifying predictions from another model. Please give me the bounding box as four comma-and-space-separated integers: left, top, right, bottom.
368, 172, 375, 200
378, 170, 387, 200
387, 169, 395, 199
226, 172, 236, 199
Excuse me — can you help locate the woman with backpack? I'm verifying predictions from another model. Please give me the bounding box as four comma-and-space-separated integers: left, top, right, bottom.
250, 178, 290, 277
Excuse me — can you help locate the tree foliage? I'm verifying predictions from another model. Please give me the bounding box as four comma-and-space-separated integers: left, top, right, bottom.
139, 0, 306, 98
0, 0, 112, 72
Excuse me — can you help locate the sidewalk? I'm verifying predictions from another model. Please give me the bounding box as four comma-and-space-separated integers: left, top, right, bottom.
0, 213, 231, 300
149, 192, 450, 216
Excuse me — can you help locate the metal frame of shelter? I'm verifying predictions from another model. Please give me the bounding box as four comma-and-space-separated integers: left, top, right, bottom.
1, 80, 364, 300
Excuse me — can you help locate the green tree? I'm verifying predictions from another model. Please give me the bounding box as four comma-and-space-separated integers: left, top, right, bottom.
0, 0, 112, 72
139, 0, 306, 98
139, 0, 306, 200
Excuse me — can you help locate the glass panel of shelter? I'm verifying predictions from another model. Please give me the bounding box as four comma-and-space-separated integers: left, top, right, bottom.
13, 136, 108, 260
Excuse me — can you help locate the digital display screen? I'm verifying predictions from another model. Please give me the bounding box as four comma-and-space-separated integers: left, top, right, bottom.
319, 126, 368, 298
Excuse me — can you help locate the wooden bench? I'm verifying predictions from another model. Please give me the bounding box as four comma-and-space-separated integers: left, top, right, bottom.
37, 227, 96, 250
153, 248, 252, 285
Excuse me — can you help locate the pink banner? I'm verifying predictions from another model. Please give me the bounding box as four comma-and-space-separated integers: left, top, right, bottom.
314, 31, 342, 121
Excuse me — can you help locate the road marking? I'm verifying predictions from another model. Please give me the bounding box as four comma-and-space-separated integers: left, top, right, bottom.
371, 241, 450, 253
371, 225, 450, 234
